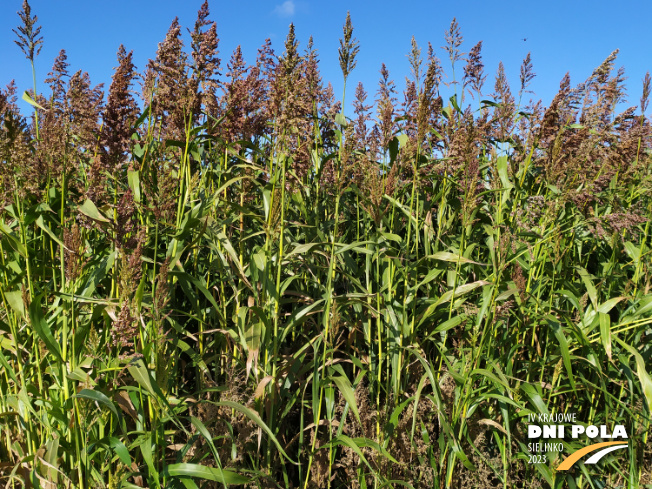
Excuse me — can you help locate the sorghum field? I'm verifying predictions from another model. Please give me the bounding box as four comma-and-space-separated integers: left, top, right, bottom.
1, 2, 651, 488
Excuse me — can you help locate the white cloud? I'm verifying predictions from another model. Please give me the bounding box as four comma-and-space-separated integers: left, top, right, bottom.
273, 0, 295, 17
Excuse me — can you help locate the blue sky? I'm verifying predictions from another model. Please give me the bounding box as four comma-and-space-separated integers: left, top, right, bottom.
2, 0, 651, 118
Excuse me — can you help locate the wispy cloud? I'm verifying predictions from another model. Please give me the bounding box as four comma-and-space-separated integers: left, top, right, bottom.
273, 0, 295, 17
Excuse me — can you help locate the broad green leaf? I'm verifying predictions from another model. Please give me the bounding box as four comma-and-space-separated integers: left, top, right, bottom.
285, 241, 324, 259
597, 297, 625, 314
496, 155, 513, 189
29, 294, 62, 362
434, 280, 490, 308
412, 267, 444, 291
418, 280, 490, 327
165, 463, 249, 484
388, 136, 400, 163
215, 230, 249, 285
578, 267, 598, 309
623, 241, 640, 264
132, 104, 151, 129
520, 383, 549, 415
78, 199, 111, 223
0, 221, 27, 257
350, 437, 400, 464
326, 435, 380, 477
44, 437, 60, 483
471, 369, 509, 390
169, 270, 222, 315
127, 360, 156, 397
126, 359, 178, 427
179, 479, 200, 489
139, 432, 160, 488
331, 375, 360, 424
385, 396, 414, 439
107, 437, 131, 466
428, 251, 485, 266
75, 388, 119, 418
615, 338, 652, 414
335, 240, 375, 255
213, 400, 298, 464
22, 90, 46, 110
549, 319, 576, 392
449, 94, 461, 114
189, 416, 222, 464
432, 315, 465, 334
77, 251, 115, 298
35, 216, 69, 251
253, 250, 266, 272
599, 312, 612, 360
383, 196, 418, 227
174, 339, 210, 375
127, 170, 141, 203
4, 290, 25, 318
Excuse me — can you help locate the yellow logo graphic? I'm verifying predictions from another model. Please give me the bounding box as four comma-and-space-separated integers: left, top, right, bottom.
557, 441, 628, 471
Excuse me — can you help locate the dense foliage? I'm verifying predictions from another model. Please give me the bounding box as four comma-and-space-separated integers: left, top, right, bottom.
1, 2, 651, 488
